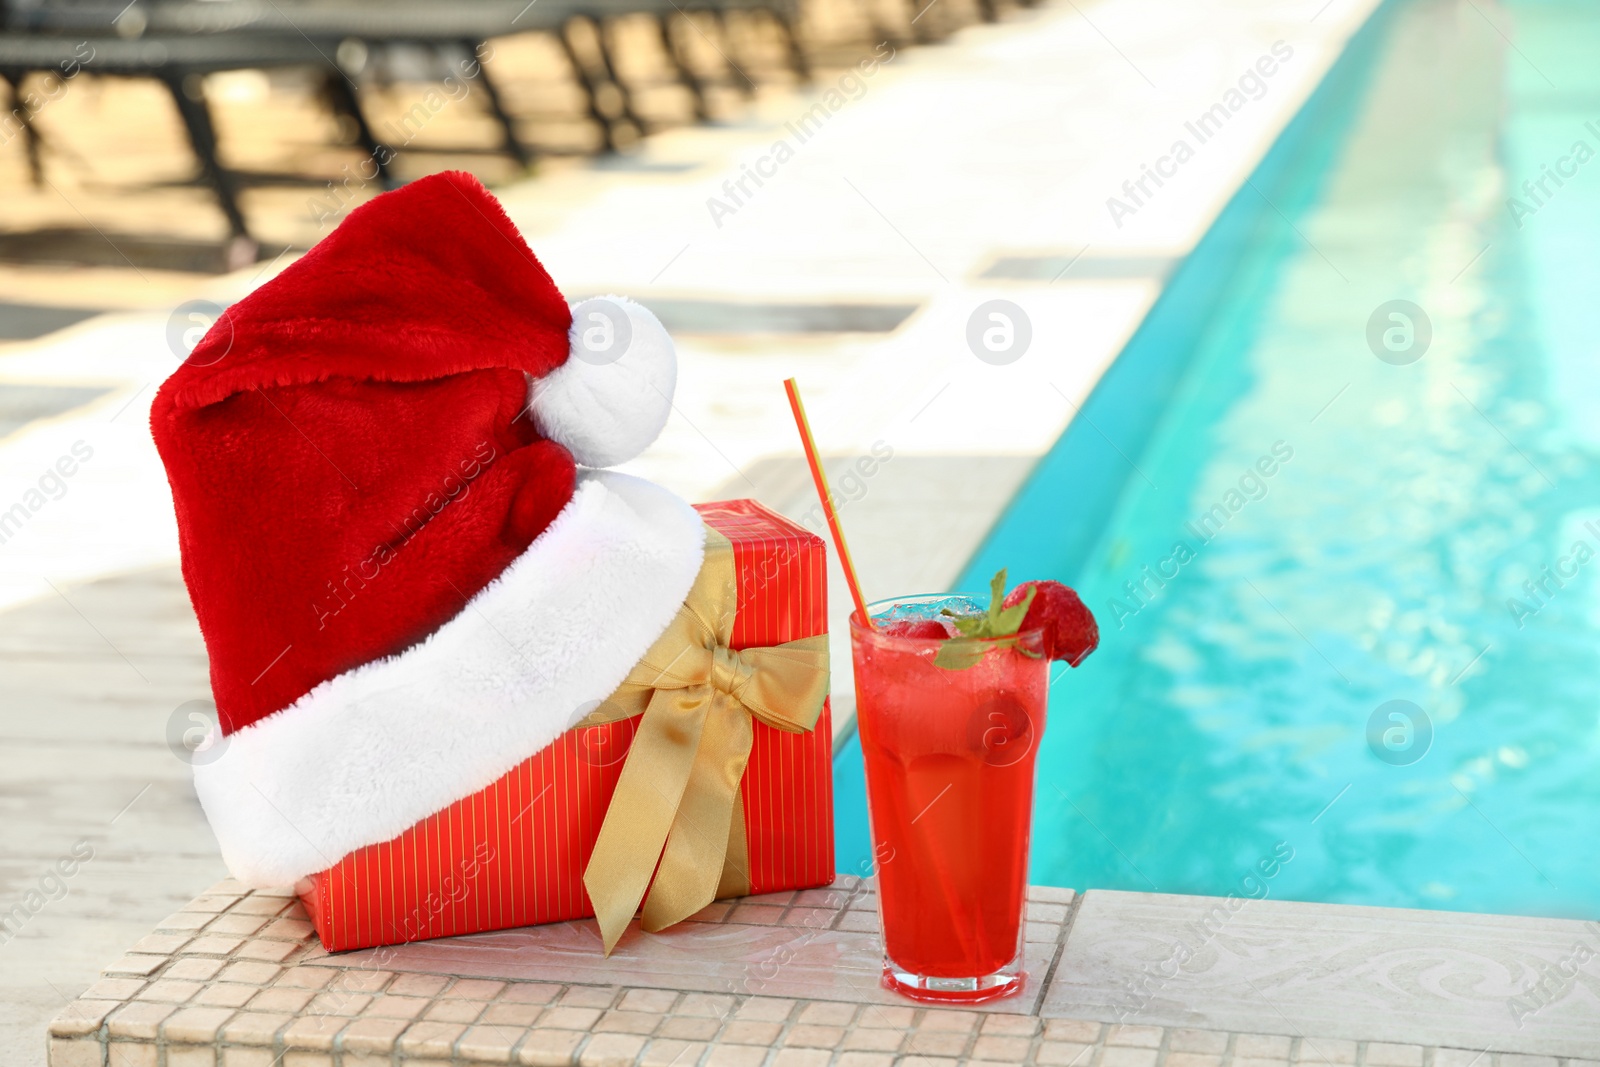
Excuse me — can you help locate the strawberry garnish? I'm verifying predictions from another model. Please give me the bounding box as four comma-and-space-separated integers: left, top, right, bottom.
1004, 579, 1098, 666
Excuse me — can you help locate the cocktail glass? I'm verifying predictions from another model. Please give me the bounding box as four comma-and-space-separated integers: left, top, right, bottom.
850, 594, 1049, 1003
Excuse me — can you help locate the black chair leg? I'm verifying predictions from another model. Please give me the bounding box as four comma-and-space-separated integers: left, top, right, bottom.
2, 74, 45, 187
162, 73, 251, 242
656, 13, 709, 121
560, 18, 618, 153
771, 7, 811, 83
464, 39, 533, 168
707, 8, 756, 98
322, 70, 395, 189
592, 16, 646, 135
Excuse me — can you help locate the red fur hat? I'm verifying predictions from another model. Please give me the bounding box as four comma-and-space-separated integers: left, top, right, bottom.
152, 172, 705, 887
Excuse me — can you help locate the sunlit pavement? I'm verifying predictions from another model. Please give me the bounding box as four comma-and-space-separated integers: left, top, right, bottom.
0, 1, 1379, 1061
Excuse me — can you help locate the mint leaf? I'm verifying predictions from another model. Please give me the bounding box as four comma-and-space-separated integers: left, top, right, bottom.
992, 586, 1035, 636
944, 610, 989, 638
933, 570, 1032, 670
934, 639, 988, 671
987, 568, 1008, 629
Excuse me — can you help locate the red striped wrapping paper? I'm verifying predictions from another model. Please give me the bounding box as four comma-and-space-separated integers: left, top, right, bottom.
297, 499, 835, 952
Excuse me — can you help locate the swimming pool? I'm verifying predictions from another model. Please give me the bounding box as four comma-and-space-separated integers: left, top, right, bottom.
836, 0, 1600, 919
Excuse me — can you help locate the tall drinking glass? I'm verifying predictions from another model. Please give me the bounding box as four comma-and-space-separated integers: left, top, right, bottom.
850, 595, 1049, 1003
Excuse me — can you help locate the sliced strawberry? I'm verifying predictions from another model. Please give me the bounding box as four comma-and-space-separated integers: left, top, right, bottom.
1004, 580, 1098, 665
882, 618, 952, 639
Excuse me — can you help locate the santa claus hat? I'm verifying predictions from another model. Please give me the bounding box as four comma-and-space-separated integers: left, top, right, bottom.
151, 172, 705, 887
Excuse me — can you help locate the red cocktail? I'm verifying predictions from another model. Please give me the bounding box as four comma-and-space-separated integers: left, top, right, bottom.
851, 594, 1050, 1003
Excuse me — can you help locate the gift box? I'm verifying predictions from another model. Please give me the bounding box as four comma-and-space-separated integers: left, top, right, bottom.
297, 499, 834, 952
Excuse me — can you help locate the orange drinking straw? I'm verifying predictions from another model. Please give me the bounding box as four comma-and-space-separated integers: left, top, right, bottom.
783, 378, 875, 630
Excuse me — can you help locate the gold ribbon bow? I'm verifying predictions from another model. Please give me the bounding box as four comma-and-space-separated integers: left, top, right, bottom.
581, 527, 829, 955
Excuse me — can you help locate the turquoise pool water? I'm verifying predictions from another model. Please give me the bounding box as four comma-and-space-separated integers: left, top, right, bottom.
836, 0, 1600, 919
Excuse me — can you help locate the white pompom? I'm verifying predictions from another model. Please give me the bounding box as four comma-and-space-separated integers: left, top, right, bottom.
528, 295, 676, 468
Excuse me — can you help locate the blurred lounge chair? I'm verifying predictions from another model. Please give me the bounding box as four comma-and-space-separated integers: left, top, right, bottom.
0, 0, 810, 247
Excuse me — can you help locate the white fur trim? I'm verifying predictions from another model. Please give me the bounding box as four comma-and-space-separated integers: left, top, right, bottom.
192, 470, 706, 888
528, 296, 676, 468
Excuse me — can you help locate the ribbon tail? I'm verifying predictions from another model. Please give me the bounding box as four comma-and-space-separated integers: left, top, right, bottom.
718, 787, 750, 900
583, 686, 711, 955
641, 690, 755, 932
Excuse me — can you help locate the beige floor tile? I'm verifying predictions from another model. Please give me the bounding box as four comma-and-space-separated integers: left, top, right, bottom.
248, 987, 315, 1014
783, 1023, 845, 1047
704, 1045, 767, 1067
362, 995, 430, 1020
771, 1049, 831, 1067
398, 1020, 470, 1057
1363, 1045, 1426, 1067
579, 1033, 652, 1067
166, 1046, 220, 1067
619, 988, 680, 1014
205, 914, 269, 937
1168, 1055, 1223, 1067
275, 968, 335, 991
1237, 1035, 1294, 1058
160, 1006, 235, 1043
221, 1012, 291, 1046
1106, 1024, 1164, 1048
104, 956, 169, 978
639, 1038, 709, 1067
550, 986, 614, 1009
1101, 1047, 1159, 1067
280, 1013, 346, 1050
1171, 1030, 1229, 1054
662, 1016, 722, 1041
1297, 1039, 1358, 1064
339, 1016, 410, 1053
134, 979, 200, 1005
107, 1043, 159, 1067
425, 999, 490, 1023
971, 1034, 1034, 1059
194, 984, 256, 1009
917, 1010, 980, 1033
840, 1027, 903, 1052
734, 997, 796, 1022
49, 999, 121, 1037
517, 1029, 588, 1066
107, 1002, 177, 1040
539, 1006, 605, 1030
456, 1022, 526, 1061
453, 979, 511, 1001
904, 1030, 969, 1056
835, 1054, 896, 1067
982, 1014, 1042, 1036
478, 997, 547, 1030
161, 959, 225, 982
721, 1020, 783, 1044
1037, 1040, 1096, 1066
855, 1005, 913, 1029
595, 1009, 663, 1035
221, 1049, 277, 1067
677, 994, 736, 1018
49, 1038, 104, 1067
387, 973, 451, 998
797, 1001, 856, 1026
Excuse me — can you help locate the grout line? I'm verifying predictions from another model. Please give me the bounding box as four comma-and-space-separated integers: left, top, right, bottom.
1032, 889, 1083, 1022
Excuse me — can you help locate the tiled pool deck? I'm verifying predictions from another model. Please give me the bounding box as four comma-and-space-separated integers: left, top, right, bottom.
48, 877, 1600, 1066
10, 0, 1591, 1060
